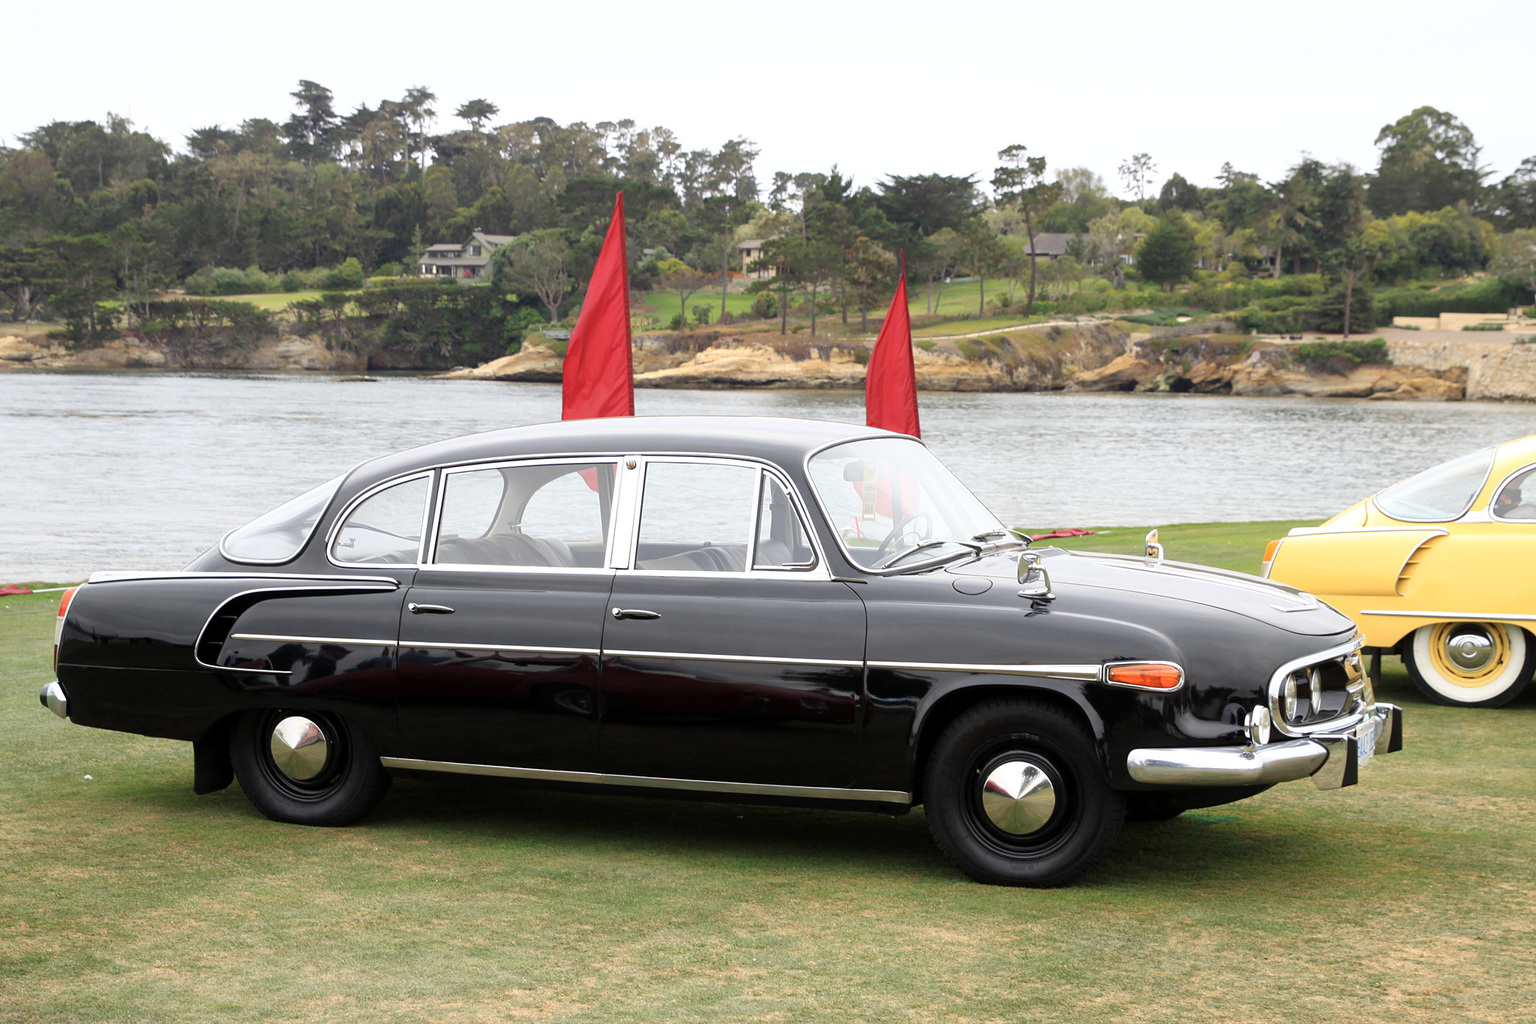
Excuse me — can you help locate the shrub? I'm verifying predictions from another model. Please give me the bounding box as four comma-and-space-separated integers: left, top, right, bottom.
1463, 322, 1505, 331
1376, 278, 1516, 319
1290, 338, 1390, 374
750, 292, 777, 320
376, 262, 403, 278
669, 313, 685, 330
280, 270, 306, 292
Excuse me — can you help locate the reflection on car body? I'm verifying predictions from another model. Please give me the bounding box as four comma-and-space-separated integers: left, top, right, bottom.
44, 416, 1401, 886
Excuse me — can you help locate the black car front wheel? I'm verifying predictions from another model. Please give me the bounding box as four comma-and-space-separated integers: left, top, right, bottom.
924, 697, 1124, 886
230, 709, 391, 826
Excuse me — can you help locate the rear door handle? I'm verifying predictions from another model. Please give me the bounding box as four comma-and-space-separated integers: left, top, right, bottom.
612, 607, 660, 620
408, 603, 455, 615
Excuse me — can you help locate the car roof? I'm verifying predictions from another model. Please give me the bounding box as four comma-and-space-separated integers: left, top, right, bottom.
345, 415, 905, 491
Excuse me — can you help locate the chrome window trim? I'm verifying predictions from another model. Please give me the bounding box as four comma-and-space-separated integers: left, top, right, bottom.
1487, 461, 1536, 523
218, 475, 345, 566
426, 456, 623, 569
1267, 636, 1366, 738
414, 563, 615, 578
326, 470, 436, 570
90, 571, 399, 585
1368, 446, 1497, 524
377, 757, 911, 806
867, 660, 1101, 681
604, 648, 862, 668
402, 641, 600, 657
621, 456, 830, 581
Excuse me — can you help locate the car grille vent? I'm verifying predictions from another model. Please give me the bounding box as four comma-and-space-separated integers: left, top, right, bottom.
1395, 535, 1444, 596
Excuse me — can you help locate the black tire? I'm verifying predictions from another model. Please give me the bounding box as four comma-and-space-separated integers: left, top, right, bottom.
923, 697, 1124, 887
230, 708, 391, 826
1402, 622, 1533, 708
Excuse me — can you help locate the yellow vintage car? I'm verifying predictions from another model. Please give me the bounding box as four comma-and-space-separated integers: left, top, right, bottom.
1264, 435, 1536, 708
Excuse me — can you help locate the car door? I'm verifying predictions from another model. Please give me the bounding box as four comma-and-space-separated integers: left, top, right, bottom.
395, 459, 618, 772
600, 458, 867, 791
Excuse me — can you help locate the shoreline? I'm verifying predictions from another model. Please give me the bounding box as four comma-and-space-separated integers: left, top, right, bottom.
6, 320, 1535, 401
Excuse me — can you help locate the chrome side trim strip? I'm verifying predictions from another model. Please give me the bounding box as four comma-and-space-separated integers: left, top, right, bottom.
1359, 609, 1536, 621
229, 633, 398, 648
1127, 738, 1329, 786
1285, 526, 1450, 537
401, 641, 600, 657
89, 571, 398, 586
378, 757, 911, 805
605, 649, 862, 668
867, 660, 1101, 681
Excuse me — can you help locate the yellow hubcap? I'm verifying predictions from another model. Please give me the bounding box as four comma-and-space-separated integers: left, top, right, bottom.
1428, 623, 1511, 687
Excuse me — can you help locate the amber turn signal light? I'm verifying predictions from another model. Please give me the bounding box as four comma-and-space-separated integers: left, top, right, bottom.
54, 586, 78, 670
1105, 662, 1184, 690
1262, 540, 1280, 564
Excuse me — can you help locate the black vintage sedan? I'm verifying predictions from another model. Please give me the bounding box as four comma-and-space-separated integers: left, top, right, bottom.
42, 416, 1401, 886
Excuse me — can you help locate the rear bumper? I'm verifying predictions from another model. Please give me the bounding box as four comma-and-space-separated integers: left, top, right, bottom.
1127, 702, 1403, 790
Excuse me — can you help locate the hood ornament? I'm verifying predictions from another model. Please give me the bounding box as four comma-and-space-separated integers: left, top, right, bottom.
1145, 529, 1165, 563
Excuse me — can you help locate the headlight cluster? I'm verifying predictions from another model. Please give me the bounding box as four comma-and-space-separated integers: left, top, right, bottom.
1279, 668, 1327, 724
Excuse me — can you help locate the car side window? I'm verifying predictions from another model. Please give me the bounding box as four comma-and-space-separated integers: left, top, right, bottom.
754, 474, 816, 570
434, 462, 615, 568
634, 461, 756, 572
1492, 466, 1536, 521
331, 475, 429, 564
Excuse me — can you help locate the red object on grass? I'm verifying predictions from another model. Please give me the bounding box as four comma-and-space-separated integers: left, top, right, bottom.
865, 252, 920, 438
0, 584, 33, 595
1027, 529, 1098, 540
562, 192, 634, 422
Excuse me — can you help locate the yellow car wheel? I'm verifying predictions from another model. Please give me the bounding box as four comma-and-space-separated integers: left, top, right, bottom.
1404, 622, 1533, 708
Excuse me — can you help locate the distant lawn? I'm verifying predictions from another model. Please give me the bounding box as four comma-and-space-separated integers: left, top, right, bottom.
911, 314, 1052, 339
638, 290, 760, 329
202, 290, 343, 311
1022, 519, 1318, 576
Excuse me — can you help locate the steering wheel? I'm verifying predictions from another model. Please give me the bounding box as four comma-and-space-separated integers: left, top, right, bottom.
873, 511, 933, 564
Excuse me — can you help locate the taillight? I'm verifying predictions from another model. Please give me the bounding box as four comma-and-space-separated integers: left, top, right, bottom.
1261, 539, 1281, 578
1104, 662, 1184, 690
54, 586, 78, 669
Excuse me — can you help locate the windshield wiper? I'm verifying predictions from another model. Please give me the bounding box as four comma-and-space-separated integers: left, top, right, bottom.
875, 538, 983, 572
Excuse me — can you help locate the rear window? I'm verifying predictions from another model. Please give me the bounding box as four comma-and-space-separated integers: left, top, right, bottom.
1374, 448, 1495, 522
221, 476, 344, 564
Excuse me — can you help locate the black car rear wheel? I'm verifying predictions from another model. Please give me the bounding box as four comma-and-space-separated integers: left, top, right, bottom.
924, 697, 1124, 886
230, 709, 391, 825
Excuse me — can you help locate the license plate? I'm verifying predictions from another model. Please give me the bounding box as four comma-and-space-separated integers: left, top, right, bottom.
1356, 719, 1376, 767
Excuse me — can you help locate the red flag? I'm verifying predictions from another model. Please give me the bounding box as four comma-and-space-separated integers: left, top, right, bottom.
865, 252, 920, 437
562, 193, 633, 420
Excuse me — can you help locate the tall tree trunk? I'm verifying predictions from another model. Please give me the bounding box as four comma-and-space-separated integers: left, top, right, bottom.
840, 283, 847, 324
1024, 211, 1038, 315
925, 274, 934, 314
1271, 240, 1283, 279
720, 235, 730, 320
1343, 276, 1354, 339
978, 274, 985, 314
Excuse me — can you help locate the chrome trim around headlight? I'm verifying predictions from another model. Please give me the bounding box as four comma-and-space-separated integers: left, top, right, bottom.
1267, 637, 1366, 738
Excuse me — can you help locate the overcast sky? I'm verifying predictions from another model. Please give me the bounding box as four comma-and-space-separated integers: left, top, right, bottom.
8, 0, 1532, 197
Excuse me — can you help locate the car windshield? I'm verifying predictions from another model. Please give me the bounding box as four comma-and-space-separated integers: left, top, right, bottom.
1374, 447, 1495, 522
221, 475, 345, 563
808, 437, 1010, 570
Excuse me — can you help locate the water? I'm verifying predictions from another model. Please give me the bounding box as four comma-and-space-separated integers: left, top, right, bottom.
4, 371, 1535, 582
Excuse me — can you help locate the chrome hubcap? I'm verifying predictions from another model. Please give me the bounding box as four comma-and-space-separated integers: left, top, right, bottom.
1444, 629, 1494, 672
269, 716, 329, 781
980, 759, 1056, 835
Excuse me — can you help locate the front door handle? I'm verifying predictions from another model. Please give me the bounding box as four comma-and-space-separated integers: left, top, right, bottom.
408, 603, 455, 615
612, 607, 660, 620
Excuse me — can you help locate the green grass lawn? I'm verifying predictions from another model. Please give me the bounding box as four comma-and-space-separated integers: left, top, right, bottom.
4, 526, 1534, 1021
637, 291, 760, 329
1029, 519, 1316, 575
209, 289, 341, 312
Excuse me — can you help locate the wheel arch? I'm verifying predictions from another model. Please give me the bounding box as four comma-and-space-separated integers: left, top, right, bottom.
909, 681, 1104, 804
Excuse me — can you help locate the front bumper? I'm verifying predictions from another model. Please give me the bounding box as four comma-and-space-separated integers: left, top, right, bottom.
1126, 702, 1403, 790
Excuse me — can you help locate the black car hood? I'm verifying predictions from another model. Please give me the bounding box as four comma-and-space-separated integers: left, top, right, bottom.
948, 546, 1355, 637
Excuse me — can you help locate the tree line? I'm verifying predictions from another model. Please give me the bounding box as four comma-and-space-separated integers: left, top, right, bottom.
2, 83, 1533, 346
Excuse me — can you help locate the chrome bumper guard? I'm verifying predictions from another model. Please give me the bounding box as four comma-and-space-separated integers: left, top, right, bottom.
1127, 702, 1402, 791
